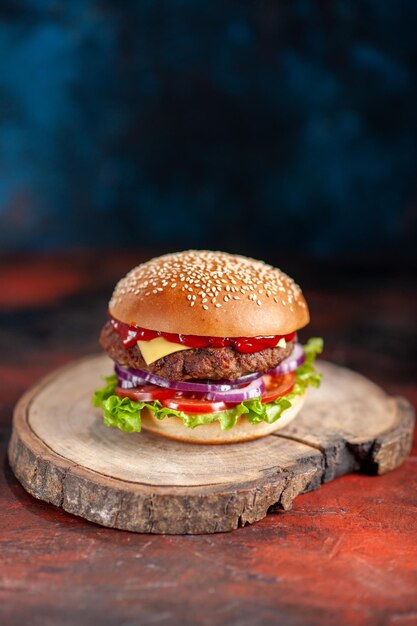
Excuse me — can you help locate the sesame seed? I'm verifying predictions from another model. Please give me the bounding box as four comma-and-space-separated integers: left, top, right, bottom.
203, 305, 208, 310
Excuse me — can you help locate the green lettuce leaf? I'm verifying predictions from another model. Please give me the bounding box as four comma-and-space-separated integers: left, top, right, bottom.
92, 374, 118, 408
92, 337, 323, 433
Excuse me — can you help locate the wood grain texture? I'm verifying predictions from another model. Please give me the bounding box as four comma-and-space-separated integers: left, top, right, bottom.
8, 355, 414, 534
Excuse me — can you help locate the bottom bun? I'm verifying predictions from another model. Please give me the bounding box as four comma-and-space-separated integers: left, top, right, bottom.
141, 393, 306, 444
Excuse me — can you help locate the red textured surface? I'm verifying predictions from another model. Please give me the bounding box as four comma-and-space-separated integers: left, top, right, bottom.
1, 252, 416, 626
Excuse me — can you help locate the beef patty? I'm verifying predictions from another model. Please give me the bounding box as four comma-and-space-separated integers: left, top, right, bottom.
100, 321, 294, 381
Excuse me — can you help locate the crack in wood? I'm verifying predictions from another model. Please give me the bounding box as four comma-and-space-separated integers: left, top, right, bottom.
59, 467, 72, 508
113, 493, 125, 529
146, 494, 155, 533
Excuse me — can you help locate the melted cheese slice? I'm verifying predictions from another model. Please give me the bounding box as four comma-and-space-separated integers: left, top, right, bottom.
277, 338, 286, 349
137, 337, 190, 365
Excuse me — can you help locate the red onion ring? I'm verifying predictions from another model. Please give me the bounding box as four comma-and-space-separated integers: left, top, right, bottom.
114, 364, 265, 402
118, 379, 147, 390
115, 365, 148, 389
202, 375, 266, 402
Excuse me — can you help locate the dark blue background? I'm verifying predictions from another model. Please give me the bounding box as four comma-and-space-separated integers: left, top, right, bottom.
0, 0, 416, 258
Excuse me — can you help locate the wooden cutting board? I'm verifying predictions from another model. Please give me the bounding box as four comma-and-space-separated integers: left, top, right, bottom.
8, 355, 415, 534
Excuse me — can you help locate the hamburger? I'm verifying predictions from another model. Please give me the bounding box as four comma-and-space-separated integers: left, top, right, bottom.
93, 250, 323, 443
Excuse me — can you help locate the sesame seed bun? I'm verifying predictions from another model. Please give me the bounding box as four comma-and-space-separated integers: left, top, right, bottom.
109, 250, 309, 336
140, 393, 306, 444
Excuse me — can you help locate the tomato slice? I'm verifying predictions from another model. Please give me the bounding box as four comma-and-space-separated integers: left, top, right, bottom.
161, 396, 228, 414
261, 371, 295, 404
116, 385, 178, 402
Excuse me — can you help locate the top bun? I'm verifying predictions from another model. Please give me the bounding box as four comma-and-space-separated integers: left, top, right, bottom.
109, 251, 309, 337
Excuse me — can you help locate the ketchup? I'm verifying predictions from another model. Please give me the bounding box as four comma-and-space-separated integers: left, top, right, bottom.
110, 317, 295, 354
